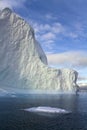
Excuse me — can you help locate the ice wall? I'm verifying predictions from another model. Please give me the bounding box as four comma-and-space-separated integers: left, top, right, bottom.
0, 8, 78, 92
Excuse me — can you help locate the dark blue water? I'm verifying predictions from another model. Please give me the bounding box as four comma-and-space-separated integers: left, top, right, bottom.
0, 93, 87, 130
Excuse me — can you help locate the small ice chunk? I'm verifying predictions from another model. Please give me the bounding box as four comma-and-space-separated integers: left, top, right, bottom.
24, 106, 70, 114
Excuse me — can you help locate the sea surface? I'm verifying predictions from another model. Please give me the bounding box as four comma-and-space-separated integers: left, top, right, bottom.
0, 93, 87, 130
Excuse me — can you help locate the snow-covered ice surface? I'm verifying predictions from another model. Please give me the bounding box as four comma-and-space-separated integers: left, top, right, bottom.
24, 106, 70, 115
0, 8, 78, 92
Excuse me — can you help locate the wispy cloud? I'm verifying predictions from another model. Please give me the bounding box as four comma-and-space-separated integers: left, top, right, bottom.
0, 0, 26, 10
45, 13, 57, 20
29, 19, 86, 53
78, 76, 87, 81
40, 32, 56, 41
32, 22, 64, 34
47, 51, 87, 68
30, 21, 65, 51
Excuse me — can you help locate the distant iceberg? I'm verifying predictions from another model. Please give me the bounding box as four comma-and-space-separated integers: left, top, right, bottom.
24, 106, 70, 114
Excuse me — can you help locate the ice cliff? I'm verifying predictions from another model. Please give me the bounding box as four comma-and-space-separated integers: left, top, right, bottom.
0, 8, 78, 92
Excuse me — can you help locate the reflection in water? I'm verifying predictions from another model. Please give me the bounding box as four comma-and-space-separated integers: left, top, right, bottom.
0, 93, 87, 130
25, 94, 80, 113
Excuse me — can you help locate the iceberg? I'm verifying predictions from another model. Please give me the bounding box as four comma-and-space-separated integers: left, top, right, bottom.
24, 106, 70, 114
0, 8, 78, 92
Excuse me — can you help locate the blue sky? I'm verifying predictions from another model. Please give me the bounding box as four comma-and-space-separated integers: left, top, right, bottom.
0, 0, 87, 83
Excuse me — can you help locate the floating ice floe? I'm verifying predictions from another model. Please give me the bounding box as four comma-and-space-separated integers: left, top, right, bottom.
24, 106, 70, 114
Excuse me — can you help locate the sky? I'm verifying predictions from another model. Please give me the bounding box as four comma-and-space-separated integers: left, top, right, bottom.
0, 0, 87, 83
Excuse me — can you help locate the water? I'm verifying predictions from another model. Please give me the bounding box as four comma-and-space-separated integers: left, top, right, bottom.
0, 93, 87, 130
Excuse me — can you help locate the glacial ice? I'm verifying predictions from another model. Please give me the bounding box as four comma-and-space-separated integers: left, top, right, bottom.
0, 8, 78, 92
24, 106, 70, 114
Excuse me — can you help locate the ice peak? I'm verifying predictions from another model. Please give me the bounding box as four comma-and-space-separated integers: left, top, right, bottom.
0, 7, 12, 18
2, 7, 12, 13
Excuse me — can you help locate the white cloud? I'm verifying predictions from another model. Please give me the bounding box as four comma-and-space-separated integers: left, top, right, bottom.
41, 32, 56, 41
30, 20, 84, 52
0, 0, 26, 10
33, 23, 51, 33
30, 21, 65, 51
32, 22, 64, 35
78, 76, 87, 81
47, 51, 87, 68
51, 23, 65, 33
45, 13, 57, 20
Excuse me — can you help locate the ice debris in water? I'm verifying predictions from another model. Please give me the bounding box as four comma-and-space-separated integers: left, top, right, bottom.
23, 106, 70, 114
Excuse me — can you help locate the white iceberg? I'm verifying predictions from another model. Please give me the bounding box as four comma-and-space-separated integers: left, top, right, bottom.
24, 106, 70, 114
0, 8, 78, 92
